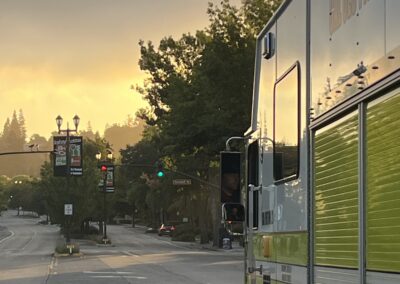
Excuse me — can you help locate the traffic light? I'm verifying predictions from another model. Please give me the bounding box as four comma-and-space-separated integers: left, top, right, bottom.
220, 151, 241, 203
156, 161, 165, 177
100, 165, 107, 172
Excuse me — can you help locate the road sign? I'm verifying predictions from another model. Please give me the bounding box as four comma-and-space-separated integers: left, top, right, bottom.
64, 204, 73, 215
172, 179, 192, 186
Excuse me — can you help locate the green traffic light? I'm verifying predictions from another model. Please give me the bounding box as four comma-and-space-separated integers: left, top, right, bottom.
157, 171, 164, 177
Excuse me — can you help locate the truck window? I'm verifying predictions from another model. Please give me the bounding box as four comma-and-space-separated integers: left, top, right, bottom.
273, 62, 300, 182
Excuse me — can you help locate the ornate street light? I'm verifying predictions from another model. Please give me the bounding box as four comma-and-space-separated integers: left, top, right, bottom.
56, 115, 63, 133
106, 150, 113, 160
73, 115, 80, 131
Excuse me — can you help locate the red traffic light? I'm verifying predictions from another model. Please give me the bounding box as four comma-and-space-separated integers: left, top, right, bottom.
100, 165, 107, 172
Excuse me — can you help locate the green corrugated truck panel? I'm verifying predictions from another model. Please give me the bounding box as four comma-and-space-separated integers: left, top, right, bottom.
367, 89, 400, 273
314, 113, 359, 268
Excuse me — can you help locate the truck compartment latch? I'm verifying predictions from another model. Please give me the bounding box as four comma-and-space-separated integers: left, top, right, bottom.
248, 265, 263, 275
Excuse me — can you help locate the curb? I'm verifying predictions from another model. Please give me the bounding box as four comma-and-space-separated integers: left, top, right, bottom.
96, 243, 115, 247
168, 239, 244, 254
53, 252, 83, 257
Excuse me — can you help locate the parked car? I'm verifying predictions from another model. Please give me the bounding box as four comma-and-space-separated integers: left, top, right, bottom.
158, 224, 175, 236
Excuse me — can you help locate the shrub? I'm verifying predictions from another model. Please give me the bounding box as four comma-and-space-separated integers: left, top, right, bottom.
172, 233, 195, 242
87, 234, 112, 244
55, 242, 80, 254
171, 223, 196, 242
86, 225, 99, 235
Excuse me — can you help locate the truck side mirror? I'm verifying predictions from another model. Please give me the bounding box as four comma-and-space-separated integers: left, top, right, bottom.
223, 203, 245, 222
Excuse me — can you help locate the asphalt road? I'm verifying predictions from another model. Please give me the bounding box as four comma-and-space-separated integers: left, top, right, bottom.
0, 210, 60, 284
48, 225, 244, 284
0, 211, 244, 284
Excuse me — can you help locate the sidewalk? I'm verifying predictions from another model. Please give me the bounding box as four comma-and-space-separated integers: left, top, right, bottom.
179, 239, 244, 255
70, 224, 244, 256
125, 224, 244, 255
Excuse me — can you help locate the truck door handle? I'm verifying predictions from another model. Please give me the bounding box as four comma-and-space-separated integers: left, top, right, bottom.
248, 265, 263, 275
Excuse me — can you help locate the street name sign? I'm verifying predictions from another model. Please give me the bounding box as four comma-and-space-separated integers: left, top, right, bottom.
172, 179, 192, 186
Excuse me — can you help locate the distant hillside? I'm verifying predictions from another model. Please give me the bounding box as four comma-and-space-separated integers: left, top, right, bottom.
104, 117, 145, 158
0, 112, 144, 178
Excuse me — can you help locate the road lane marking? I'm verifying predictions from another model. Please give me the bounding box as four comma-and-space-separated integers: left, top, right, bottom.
21, 230, 37, 250
0, 230, 15, 244
123, 251, 140, 257
90, 275, 147, 279
83, 271, 135, 274
83, 271, 147, 280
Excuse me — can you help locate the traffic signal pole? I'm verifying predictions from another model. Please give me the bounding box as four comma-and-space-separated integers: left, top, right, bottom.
103, 172, 107, 241
0, 150, 53, 156
98, 163, 111, 242
114, 163, 219, 189
65, 127, 71, 244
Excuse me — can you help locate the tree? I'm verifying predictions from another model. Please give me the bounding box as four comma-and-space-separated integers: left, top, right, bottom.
8, 175, 34, 214
242, 0, 282, 36
36, 137, 109, 233
137, 0, 282, 157
0, 111, 28, 177
0, 176, 11, 212
119, 126, 163, 225
133, 0, 281, 243
24, 134, 52, 176
79, 121, 97, 141
18, 109, 27, 143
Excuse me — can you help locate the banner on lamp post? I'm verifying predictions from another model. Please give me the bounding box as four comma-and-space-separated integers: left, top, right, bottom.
53, 136, 83, 177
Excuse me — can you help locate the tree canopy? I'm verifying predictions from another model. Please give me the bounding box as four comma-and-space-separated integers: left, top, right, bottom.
136, 0, 281, 159
123, 0, 282, 242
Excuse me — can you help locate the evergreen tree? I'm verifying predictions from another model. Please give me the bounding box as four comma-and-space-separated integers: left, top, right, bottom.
18, 109, 27, 143
6, 110, 25, 151
0, 118, 10, 152
1, 118, 10, 138
80, 121, 96, 140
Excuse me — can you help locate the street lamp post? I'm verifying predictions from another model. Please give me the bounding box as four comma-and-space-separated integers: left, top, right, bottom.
96, 151, 113, 242
56, 114, 80, 244
13, 180, 22, 216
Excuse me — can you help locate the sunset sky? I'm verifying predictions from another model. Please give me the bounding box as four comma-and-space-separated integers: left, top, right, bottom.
0, 0, 241, 138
